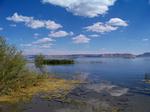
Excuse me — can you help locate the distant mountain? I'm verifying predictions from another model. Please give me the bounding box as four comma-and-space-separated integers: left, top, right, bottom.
137, 52, 150, 57
24, 52, 150, 61
98, 53, 136, 58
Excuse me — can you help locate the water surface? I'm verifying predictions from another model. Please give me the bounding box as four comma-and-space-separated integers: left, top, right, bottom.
5, 57, 150, 112
45, 57, 150, 90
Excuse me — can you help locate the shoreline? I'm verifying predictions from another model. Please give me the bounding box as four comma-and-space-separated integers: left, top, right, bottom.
0, 77, 80, 104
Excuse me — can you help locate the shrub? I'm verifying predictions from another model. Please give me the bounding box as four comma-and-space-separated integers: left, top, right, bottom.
0, 37, 46, 95
34, 54, 45, 73
0, 37, 26, 94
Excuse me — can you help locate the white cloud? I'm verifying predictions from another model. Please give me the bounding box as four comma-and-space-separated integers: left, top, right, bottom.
107, 18, 128, 27
49, 30, 73, 38
27, 20, 45, 29
7, 12, 62, 30
85, 18, 128, 33
49, 30, 69, 38
85, 22, 118, 33
45, 20, 62, 30
32, 37, 54, 45
70, 31, 74, 36
42, 0, 117, 18
21, 37, 54, 49
0, 27, 3, 31
73, 34, 90, 44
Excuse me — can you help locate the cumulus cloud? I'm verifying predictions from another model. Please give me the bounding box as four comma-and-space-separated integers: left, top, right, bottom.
27, 20, 45, 29
45, 20, 62, 30
107, 18, 128, 27
73, 34, 90, 44
21, 37, 54, 49
7, 13, 31, 22
69, 31, 74, 36
32, 37, 54, 45
49, 30, 69, 38
85, 22, 118, 33
49, 30, 73, 38
42, 0, 117, 18
85, 18, 128, 33
7, 12, 62, 30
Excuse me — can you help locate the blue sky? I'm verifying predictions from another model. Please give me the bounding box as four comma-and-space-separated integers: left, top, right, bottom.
0, 0, 150, 55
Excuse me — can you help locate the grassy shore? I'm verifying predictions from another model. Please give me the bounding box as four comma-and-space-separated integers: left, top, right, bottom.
0, 37, 79, 104
0, 76, 79, 104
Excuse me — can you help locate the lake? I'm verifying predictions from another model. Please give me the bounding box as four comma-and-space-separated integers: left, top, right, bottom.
45, 57, 150, 90
10, 57, 150, 112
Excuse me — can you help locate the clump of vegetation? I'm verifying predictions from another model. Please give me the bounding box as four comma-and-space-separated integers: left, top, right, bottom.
0, 37, 79, 104
34, 54, 45, 73
34, 54, 44, 68
43, 59, 74, 65
35, 54, 74, 66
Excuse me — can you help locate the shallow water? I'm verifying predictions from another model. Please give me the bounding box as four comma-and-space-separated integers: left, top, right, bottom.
25, 58, 150, 112
1, 57, 150, 112
45, 57, 150, 90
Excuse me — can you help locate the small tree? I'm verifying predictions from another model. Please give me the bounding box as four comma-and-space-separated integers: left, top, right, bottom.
0, 37, 26, 94
34, 54, 45, 73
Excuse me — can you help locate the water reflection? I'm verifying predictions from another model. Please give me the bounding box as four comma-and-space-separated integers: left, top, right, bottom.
86, 82, 128, 97
21, 57, 150, 112
73, 72, 89, 82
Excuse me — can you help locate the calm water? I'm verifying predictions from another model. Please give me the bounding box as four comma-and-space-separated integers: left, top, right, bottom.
23, 57, 150, 112
43, 57, 150, 92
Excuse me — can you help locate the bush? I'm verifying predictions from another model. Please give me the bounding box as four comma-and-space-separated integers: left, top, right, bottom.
0, 37, 46, 95
0, 37, 26, 94
34, 54, 45, 73
34, 54, 44, 68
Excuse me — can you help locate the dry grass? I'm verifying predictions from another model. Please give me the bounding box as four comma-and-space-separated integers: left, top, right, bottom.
0, 77, 79, 104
